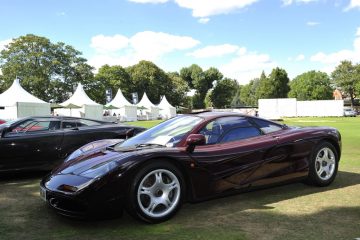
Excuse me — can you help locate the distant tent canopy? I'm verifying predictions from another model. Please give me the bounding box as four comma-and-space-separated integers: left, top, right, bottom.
0, 79, 50, 120
54, 83, 103, 120
158, 95, 176, 119
106, 89, 137, 121
137, 92, 159, 120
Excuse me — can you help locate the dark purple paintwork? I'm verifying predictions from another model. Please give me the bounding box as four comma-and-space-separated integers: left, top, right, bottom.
40, 112, 341, 218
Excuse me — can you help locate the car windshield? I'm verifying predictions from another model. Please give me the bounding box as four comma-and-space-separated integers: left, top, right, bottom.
115, 115, 203, 149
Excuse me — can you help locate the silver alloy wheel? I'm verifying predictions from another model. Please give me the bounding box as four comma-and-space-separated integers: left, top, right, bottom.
315, 147, 336, 181
137, 169, 180, 218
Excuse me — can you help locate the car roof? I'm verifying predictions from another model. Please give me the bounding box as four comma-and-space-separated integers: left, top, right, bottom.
186, 111, 247, 120
14, 116, 113, 124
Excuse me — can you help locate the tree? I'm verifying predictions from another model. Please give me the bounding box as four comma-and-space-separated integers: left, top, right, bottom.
255, 71, 271, 99
331, 61, 360, 107
166, 72, 190, 107
126, 60, 175, 104
95, 65, 133, 103
231, 86, 244, 107
180, 65, 223, 109
288, 71, 333, 100
268, 67, 290, 98
211, 78, 239, 108
179, 64, 203, 89
0, 34, 94, 103
204, 90, 213, 108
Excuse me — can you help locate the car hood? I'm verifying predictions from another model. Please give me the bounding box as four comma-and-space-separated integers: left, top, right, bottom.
52, 140, 167, 176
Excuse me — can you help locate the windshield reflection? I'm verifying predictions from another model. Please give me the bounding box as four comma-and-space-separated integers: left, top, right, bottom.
116, 115, 203, 149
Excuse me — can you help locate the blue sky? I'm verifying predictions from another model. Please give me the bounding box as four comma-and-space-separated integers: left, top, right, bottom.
0, 0, 360, 84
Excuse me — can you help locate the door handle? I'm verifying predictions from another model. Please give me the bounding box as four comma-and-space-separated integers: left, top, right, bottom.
272, 136, 280, 140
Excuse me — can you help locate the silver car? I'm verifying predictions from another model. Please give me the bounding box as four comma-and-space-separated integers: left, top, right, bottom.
344, 108, 357, 117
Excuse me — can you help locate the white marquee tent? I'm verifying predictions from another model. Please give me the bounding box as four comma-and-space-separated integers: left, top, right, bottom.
0, 79, 50, 120
137, 92, 159, 120
106, 89, 137, 121
54, 83, 103, 120
158, 95, 176, 119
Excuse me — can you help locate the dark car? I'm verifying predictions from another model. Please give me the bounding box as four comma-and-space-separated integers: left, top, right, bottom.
41, 112, 341, 223
0, 116, 144, 172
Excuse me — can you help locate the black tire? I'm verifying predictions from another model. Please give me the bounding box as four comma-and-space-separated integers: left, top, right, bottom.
306, 141, 339, 187
126, 160, 185, 223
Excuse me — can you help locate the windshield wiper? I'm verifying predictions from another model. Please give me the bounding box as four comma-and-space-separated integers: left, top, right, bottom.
135, 143, 165, 148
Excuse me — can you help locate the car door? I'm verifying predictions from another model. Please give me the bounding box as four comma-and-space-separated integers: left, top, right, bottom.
188, 117, 280, 197
0, 119, 63, 171
60, 119, 115, 159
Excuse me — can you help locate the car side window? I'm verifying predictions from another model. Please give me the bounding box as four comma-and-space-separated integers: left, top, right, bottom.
199, 117, 254, 145
10, 119, 35, 133
219, 127, 261, 143
9, 120, 60, 134
62, 121, 77, 129
78, 119, 101, 127
251, 118, 283, 134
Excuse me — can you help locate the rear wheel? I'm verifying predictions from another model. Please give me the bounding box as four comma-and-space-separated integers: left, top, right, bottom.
307, 142, 338, 186
127, 161, 184, 223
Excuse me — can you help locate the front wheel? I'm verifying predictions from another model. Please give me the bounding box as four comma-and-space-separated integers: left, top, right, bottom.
127, 161, 185, 223
307, 142, 339, 187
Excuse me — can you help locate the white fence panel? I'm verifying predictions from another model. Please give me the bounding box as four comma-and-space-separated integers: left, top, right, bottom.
258, 98, 296, 119
258, 99, 344, 118
297, 100, 344, 117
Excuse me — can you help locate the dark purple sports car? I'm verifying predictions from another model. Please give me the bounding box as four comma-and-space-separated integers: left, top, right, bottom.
40, 112, 341, 223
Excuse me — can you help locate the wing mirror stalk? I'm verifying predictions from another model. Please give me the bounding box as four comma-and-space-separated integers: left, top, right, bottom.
185, 134, 206, 153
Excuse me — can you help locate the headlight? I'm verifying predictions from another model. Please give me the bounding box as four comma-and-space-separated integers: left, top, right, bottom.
79, 161, 118, 179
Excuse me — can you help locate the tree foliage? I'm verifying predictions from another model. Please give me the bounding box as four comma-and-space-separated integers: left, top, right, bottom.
95, 64, 133, 103
126, 60, 173, 104
268, 67, 290, 98
179, 64, 223, 108
0, 34, 94, 102
211, 78, 239, 108
331, 60, 360, 107
288, 70, 333, 100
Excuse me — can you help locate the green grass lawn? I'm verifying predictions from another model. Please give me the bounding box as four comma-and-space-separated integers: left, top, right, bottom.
0, 117, 359, 240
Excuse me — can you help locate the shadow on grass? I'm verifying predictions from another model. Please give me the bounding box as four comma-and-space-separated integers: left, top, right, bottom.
0, 170, 359, 240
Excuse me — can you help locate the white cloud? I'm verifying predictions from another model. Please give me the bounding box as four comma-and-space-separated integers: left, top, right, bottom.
174, 0, 258, 18
88, 31, 199, 69
129, 0, 258, 19
128, 0, 168, 3
0, 39, 11, 51
198, 18, 210, 24
90, 34, 129, 53
295, 54, 305, 61
220, 48, 276, 84
282, 0, 318, 6
187, 44, 240, 58
306, 21, 320, 26
344, 0, 360, 11
130, 31, 200, 60
310, 27, 360, 73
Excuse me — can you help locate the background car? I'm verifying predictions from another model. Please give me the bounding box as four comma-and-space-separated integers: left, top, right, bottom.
0, 116, 145, 172
0, 119, 6, 124
41, 112, 341, 223
344, 108, 357, 117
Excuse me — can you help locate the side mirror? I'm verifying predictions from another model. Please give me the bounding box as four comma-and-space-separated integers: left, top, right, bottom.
125, 128, 135, 139
186, 134, 206, 153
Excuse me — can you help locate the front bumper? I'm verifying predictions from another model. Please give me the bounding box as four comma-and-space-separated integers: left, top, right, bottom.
40, 175, 126, 219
